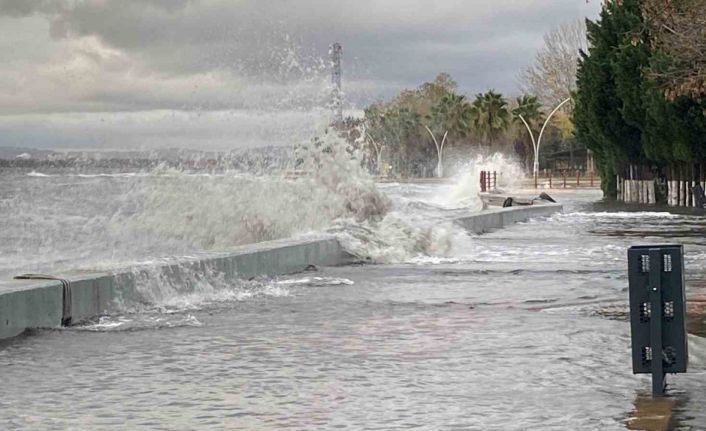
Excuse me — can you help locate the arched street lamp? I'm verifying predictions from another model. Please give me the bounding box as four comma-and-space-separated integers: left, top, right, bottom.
518, 97, 572, 187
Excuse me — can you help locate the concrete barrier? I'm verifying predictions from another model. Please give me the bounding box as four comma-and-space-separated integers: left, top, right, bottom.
454, 203, 562, 234
0, 237, 350, 340
0, 203, 562, 340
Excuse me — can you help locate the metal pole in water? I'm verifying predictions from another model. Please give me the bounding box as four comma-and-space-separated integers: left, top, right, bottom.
648, 248, 666, 395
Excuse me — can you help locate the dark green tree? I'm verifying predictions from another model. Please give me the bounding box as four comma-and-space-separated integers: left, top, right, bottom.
574, 0, 646, 196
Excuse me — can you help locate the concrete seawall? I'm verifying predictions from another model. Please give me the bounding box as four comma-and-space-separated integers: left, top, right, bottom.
454, 203, 562, 234
0, 203, 562, 340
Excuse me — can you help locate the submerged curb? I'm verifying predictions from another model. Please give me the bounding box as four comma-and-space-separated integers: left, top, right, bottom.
0, 203, 562, 340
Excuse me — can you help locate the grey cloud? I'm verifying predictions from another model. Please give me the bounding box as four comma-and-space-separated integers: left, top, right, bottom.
0, 0, 58, 17
0, 1, 601, 149
6, 0, 598, 84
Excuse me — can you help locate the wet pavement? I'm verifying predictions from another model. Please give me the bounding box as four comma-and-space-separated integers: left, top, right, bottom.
1, 190, 705, 430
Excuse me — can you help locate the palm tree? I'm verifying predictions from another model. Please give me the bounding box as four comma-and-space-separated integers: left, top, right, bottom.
437, 93, 474, 140
512, 95, 544, 171
472, 90, 511, 148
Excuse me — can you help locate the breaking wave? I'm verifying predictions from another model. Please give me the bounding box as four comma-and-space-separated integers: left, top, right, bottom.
2, 127, 525, 281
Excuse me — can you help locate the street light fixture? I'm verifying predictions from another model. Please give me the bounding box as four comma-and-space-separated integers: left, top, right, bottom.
518, 97, 572, 187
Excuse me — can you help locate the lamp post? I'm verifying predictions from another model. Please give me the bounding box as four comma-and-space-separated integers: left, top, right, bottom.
330, 43, 343, 125
518, 97, 571, 188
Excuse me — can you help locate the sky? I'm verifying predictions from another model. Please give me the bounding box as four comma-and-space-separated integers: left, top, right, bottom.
0, 0, 601, 151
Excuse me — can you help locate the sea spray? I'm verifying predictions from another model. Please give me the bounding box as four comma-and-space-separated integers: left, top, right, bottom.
129, 128, 390, 249
1, 126, 523, 292
332, 153, 526, 263
128, 128, 468, 264
446, 153, 526, 208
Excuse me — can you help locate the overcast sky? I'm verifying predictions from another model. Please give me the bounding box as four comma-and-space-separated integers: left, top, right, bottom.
0, 0, 601, 150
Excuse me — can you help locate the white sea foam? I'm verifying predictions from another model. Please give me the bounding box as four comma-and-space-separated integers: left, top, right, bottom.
559, 211, 680, 219
446, 153, 526, 208
275, 277, 354, 286
3, 126, 528, 307
26, 171, 51, 177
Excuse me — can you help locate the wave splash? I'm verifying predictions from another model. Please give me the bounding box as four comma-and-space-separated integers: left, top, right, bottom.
4, 128, 527, 311
128, 128, 389, 250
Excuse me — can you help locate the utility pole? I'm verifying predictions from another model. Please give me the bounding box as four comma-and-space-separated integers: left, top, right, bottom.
330, 42, 343, 125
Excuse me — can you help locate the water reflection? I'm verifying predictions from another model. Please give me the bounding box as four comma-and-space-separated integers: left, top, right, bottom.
626, 391, 679, 431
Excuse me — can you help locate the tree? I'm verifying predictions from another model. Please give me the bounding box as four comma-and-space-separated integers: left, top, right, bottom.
472, 90, 510, 148
574, 0, 706, 200
574, 0, 647, 197
364, 73, 476, 178
642, 0, 706, 100
519, 20, 587, 109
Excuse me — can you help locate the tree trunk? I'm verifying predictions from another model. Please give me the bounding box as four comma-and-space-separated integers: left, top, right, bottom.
678, 163, 686, 207
670, 164, 676, 206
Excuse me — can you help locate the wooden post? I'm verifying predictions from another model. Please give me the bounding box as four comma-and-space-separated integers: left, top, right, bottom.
673, 165, 677, 206
676, 165, 681, 206
636, 179, 640, 204
674, 165, 678, 206
576, 169, 580, 187
480, 171, 486, 192
633, 165, 638, 203
666, 166, 670, 206
677, 163, 686, 207
590, 171, 593, 187
685, 163, 690, 207
674, 163, 681, 207
648, 180, 655, 204
637, 166, 641, 204
642, 179, 647, 204
549, 171, 552, 189
493, 171, 497, 190
668, 165, 673, 206
691, 163, 695, 207
682, 163, 687, 207
563, 170, 567, 188
683, 163, 686, 207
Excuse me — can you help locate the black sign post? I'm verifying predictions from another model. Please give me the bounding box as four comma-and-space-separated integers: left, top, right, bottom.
628, 245, 688, 396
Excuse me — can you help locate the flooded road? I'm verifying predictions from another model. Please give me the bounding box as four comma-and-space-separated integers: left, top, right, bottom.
1, 190, 706, 430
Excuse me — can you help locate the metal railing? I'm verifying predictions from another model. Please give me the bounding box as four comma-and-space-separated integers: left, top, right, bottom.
479, 171, 497, 192
533, 169, 598, 189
